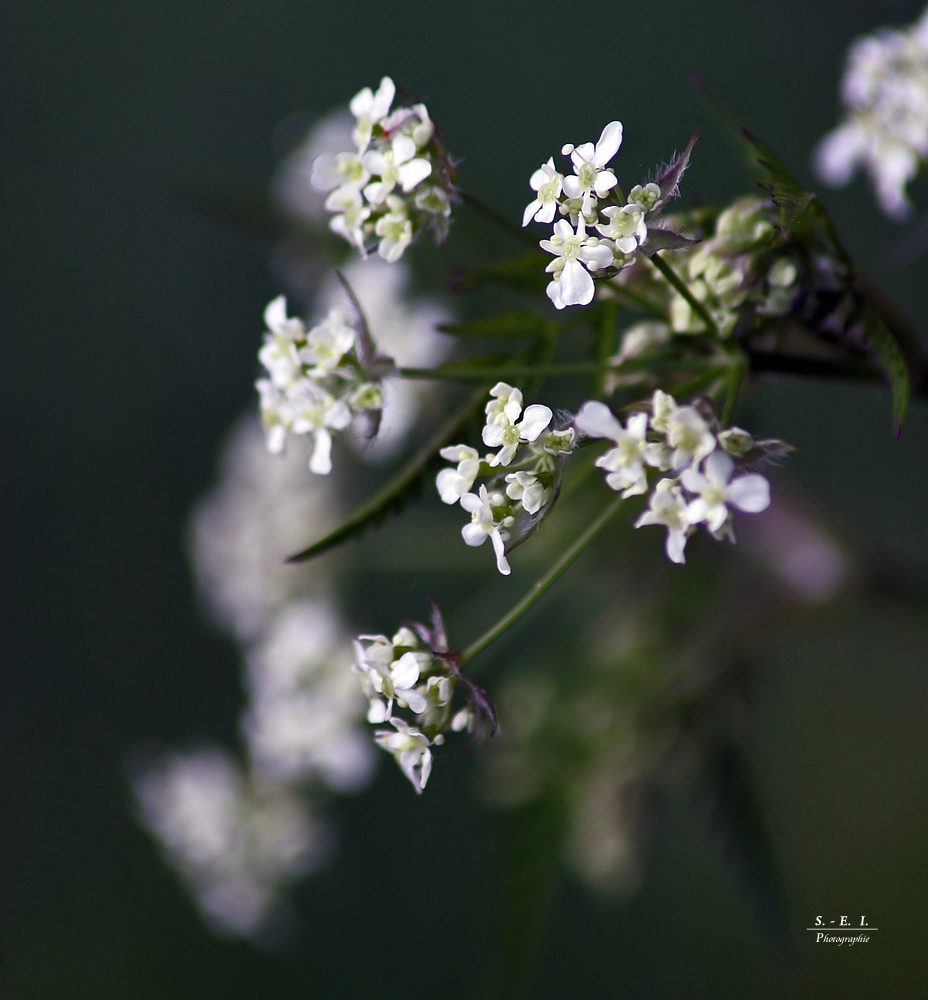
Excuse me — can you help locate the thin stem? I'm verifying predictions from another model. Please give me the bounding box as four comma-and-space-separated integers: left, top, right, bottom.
649, 252, 719, 337
721, 354, 747, 425
459, 494, 626, 667
458, 190, 539, 247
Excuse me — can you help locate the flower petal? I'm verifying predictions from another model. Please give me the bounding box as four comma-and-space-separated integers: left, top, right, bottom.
726, 474, 771, 513
575, 400, 623, 441
518, 404, 553, 441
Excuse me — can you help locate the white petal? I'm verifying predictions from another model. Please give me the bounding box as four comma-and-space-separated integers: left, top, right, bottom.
575, 400, 623, 441
371, 77, 396, 120
436, 468, 467, 504
400, 688, 428, 715
562, 175, 582, 200
491, 530, 511, 575
559, 259, 594, 306
309, 430, 332, 474
459, 492, 482, 513
680, 467, 707, 493
462, 522, 488, 547
665, 527, 687, 564
440, 444, 478, 462
537, 201, 557, 224
571, 142, 595, 167
592, 121, 623, 167
523, 199, 542, 227
704, 450, 734, 485
264, 295, 288, 332
482, 424, 505, 447
398, 157, 432, 191
592, 170, 618, 196
726, 474, 771, 513
518, 404, 553, 441
391, 134, 417, 165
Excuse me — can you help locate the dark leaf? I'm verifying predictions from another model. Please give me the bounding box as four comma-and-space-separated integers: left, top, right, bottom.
286, 386, 487, 562
640, 228, 701, 255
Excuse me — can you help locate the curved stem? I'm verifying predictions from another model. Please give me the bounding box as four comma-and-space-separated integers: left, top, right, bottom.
459, 494, 626, 668
649, 252, 719, 337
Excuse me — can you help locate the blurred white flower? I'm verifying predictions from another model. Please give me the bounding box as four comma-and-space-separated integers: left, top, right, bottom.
243, 601, 375, 792
680, 450, 770, 533
814, 7, 928, 218
132, 749, 328, 938
187, 415, 339, 644
635, 478, 691, 564
373, 718, 434, 794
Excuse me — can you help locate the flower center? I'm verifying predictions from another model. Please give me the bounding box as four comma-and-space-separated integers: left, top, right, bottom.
578, 162, 597, 190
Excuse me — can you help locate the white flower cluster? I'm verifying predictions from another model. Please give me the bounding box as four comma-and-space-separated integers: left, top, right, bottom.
256, 295, 392, 474
310, 76, 455, 260
523, 121, 664, 309
353, 627, 476, 793
575, 392, 771, 564
436, 382, 576, 575
136, 419, 376, 939
814, 5, 928, 219
132, 749, 328, 938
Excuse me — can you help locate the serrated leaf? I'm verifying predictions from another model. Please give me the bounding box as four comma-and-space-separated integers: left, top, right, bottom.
640, 228, 700, 255
286, 387, 487, 562
860, 301, 911, 435
436, 312, 557, 339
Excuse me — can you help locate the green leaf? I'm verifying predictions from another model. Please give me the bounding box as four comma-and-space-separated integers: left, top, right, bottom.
436, 311, 557, 339
286, 386, 487, 562
451, 251, 552, 294
860, 300, 911, 435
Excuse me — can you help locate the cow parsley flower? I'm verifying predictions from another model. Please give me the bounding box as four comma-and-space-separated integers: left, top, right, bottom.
562, 121, 623, 217
523, 158, 565, 226
634, 478, 692, 564
813, 7, 928, 219
483, 393, 553, 467
680, 450, 771, 533
310, 77, 456, 260
574, 402, 658, 498
460, 485, 515, 575
436, 444, 483, 504
596, 204, 647, 254
373, 718, 434, 794
541, 218, 615, 309
505, 471, 546, 514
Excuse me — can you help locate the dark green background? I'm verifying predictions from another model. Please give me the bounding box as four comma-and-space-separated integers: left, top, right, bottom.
4, 0, 928, 995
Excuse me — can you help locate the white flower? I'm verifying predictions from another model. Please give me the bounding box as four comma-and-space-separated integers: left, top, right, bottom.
363, 133, 433, 205
574, 401, 655, 498
635, 478, 691, 564
258, 296, 306, 389
283, 381, 352, 474
680, 450, 770, 533
297, 308, 356, 376
541, 218, 615, 309
482, 392, 553, 467
416, 674, 456, 731
596, 204, 647, 254
562, 121, 623, 216
485, 381, 523, 424
373, 718, 433, 794
614, 321, 671, 363
375, 199, 414, 262
349, 76, 396, 153
522, 158, 564, 226
310, 150, 371, 194
460, 485, 514, 575
663, 405, 716, 471
324, 184, 371, 251
353, 637, 431, 723
505, 471, 546, 514
436, 444, 483, 504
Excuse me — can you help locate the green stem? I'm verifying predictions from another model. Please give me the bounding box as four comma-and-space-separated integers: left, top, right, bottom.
649, 252, 719, 337
721, 354, 747, 425
459, 494, 626, 667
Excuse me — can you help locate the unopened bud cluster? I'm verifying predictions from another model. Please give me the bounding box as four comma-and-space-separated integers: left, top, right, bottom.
310, 77, 456, 261
256, 296, 392, 474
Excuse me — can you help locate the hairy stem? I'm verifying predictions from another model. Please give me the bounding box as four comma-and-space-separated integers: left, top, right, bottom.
459, 494, 626, 667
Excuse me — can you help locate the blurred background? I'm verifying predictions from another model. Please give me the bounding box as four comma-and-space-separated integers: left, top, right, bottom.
4, 0, 928, 996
